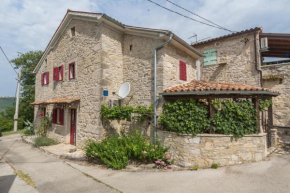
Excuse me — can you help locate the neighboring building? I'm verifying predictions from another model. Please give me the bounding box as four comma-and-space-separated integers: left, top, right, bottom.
32, 10, 201, 147
192, 29, 290, 129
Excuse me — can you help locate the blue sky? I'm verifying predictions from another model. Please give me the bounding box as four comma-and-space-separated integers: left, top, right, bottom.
1, 0, 290, 96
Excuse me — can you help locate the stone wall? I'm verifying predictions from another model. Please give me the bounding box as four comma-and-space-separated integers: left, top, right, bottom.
276, 127, 290, 146
158, 130, 267, 168
35, 19, 104, 146
193, 32, 261, 86
262, 63, 290, 127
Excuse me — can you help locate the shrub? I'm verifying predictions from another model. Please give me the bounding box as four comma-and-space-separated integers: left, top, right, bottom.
85, 131, 170, 170
23, 120, 34, 136
101, 104, 133, 120
36, 113, 52, 137
34, 137, 57, 147
211, 163, 219, 169
159, 99, 210, 136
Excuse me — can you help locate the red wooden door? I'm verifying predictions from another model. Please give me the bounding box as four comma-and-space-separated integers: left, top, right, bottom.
70, 109, 76, 145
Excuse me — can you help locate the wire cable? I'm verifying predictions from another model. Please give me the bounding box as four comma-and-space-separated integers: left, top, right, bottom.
165, 0, 235, 33
0, 46, 18, 75
147, 0, 233, 33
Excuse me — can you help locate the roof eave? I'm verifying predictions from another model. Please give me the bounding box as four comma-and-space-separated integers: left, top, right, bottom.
160, 90, 280, 96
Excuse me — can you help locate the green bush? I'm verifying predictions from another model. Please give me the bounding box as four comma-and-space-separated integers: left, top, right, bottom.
211, 100, 258, 137
85, 131, 170, 170
211, 163, 219, 169
101, 104, 133, 120
23, 120, 34, 136
159, 99, 210, 136
34, 137, 57, 147
0, 118, 14, 132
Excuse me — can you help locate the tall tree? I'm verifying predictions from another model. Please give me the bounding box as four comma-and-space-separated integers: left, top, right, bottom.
11, 50, 42, 123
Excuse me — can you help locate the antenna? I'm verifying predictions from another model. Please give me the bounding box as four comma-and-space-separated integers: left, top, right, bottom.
113, 82, 130, 99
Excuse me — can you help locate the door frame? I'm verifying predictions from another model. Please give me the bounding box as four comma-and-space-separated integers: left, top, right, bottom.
70, 109, 77, 146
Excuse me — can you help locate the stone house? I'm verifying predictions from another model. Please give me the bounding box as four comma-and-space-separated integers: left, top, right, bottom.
192, 29, 290, 142
32, 10, 201, 147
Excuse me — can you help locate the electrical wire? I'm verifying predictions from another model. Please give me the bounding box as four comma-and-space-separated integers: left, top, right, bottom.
165, 0, 235, 33
147, 0, 233, 33
0, 46, 18, 75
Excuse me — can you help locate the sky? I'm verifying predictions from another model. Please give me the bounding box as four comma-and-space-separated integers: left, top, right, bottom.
1, 0, 290, 96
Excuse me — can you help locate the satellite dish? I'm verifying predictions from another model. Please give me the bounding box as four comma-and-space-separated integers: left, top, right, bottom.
118, 82, 130, 99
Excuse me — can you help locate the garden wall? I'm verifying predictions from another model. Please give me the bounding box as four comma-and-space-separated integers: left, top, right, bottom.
158, 130, 267, 168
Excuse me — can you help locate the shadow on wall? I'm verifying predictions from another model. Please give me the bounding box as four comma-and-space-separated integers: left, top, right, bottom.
206, 64, 227, 81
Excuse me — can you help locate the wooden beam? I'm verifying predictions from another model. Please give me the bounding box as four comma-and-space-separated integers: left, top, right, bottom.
208, 98, 215, 134
252, 98, 261, 133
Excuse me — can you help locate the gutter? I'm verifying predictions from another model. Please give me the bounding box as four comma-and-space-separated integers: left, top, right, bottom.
254, 31, 263, 87
160, 90, 280, 96
153, 33, 173, 144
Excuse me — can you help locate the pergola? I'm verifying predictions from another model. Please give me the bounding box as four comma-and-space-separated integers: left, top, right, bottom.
160, 80, 280, 146
260, 33, 290, 58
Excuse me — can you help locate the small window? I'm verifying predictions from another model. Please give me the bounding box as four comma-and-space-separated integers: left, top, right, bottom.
45, 59, 47, 65
203, 48, 217, 66
71, 27, 75, 37
53, 108, 64, 125
42, 72, 49, 85
69, 62, 75, 80
130, 45, 133, 51
179, 61, 187, 81
53, 65, 63, 81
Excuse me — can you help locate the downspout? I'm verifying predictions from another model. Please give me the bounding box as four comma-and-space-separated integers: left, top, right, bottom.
254, 32, 263, 87
153, 33, 173, 144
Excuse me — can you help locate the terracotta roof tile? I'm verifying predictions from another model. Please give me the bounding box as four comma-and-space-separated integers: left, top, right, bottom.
163, 80, 279, 94
31, 97, 80, 105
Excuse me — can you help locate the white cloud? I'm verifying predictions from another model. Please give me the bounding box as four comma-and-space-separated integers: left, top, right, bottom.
1, 0, 290, 96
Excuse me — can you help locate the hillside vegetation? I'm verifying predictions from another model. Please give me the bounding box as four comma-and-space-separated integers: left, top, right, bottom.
0, 98, 15, 112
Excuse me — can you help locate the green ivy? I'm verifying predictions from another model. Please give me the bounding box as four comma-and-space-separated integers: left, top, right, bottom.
159, 99, 210, 136
160, 99, 259, 138
101, 104, 153, 122
101, 104, 133, 120
211, 100, 258, 137
259, 99, 272, 111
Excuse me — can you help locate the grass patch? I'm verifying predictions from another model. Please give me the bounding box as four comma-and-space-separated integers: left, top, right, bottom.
211, 163, 219, 169
15, 170, 36, 188
190, 165, 199, 170
2, 130, 25, 136
34, 137, 57, 147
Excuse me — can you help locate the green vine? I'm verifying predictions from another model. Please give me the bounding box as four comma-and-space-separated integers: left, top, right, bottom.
160, 99, 259, 137
259, 99, 272, 111
211, 99, 258, 137
101, 104, 153, 122
159, 99, 210, 136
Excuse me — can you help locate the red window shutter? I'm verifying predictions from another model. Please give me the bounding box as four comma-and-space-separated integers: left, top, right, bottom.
53, 67, 59, 81
179, 61, 187, 81
60, 109, 64, 125
46, 72, 49, 84
60, 65, 63, 80
41, 73, 44, 85
52, 108, 56, 123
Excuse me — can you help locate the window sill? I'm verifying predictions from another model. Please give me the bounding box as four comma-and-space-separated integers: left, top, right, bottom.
203, 64, 217, 68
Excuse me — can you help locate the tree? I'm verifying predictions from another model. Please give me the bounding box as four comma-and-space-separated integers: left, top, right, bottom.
11, 51, 42, 125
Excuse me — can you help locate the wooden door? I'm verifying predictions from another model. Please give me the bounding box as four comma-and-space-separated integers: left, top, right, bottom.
70, 109, 76, 145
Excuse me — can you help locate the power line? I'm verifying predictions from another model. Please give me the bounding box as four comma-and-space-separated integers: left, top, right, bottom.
147, 0, 233, 33
0, 46, 18, 75
166, 0, 235, 33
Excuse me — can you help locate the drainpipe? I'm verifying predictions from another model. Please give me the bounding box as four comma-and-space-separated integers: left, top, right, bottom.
153, 33, 173, 144
254, 32, 263, 87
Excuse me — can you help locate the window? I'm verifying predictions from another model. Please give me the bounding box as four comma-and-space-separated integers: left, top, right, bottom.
71, 27, 75, 37
42, 72, 49, 85
203, 48, 217, 66
69, 62, 75, 79
42, 107, 46, 116
130, 45, 133, 51
53, 65, 63, 81
179, 61, 187, 81
53, 108, 64, 125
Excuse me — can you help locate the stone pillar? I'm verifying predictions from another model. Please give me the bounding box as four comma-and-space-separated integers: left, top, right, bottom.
270, 129, 277, 148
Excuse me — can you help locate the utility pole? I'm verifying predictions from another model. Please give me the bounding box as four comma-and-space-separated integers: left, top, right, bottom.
14, 69, 21, 132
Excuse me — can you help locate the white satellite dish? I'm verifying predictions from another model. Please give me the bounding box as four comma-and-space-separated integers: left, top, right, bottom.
118, 82, 130, 99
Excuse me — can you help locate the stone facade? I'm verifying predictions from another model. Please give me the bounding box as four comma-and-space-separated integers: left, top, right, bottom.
158, 130, 267, 168
193, 32, 261, 86
34, 17, 198, 147
262, 63, 290, 127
